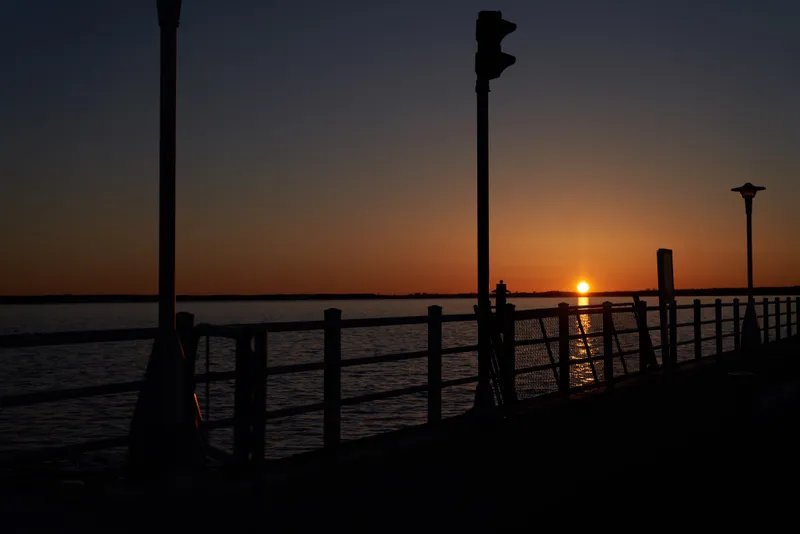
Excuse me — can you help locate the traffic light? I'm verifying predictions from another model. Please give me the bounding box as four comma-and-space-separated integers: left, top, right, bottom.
475, 11, 516, 81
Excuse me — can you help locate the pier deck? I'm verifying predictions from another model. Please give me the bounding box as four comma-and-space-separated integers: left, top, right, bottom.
3, 336, 798, 531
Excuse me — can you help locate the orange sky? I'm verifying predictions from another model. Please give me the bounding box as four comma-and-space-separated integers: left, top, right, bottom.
2, 2, 799, 296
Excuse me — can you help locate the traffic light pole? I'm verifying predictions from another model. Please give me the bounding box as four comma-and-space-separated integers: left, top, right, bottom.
475, 78, 495, 411
473, 10, 515, 413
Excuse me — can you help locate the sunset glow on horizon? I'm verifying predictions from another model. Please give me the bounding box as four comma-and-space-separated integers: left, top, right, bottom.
577, 282, 590, 294
2, 2, 799, 296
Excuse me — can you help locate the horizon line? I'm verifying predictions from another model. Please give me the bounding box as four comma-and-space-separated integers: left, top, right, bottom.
2, 286, 800, 304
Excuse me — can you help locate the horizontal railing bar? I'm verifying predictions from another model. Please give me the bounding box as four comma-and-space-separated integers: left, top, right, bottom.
441, 375, 480, 388
267, 402, 326, 419
341, 384, 429, 406
514, 308, 560, 320
674, 339, 694, 347
267, 361, 325, 375
567, 332, 603, 341
0, 380, 143, 408
212, 313, 478, 334
195, 370, 237, 383
0, 328, 157, 349
4, 297, 781, 350
700, 335, 717, 342
0, 436, 129, 464
341, 316, 433, 328
514, 338, 549, 348
515, 363, 557, 374
613, 327, 640, 335
442, 344, 479, 355
341, 350, 428, 368
196, 324, 242, 338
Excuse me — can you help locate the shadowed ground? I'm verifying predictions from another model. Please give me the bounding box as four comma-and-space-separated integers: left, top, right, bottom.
3, 337, 799, 532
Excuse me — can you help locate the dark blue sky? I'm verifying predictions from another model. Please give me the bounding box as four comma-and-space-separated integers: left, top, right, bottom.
2, 1, 799, 294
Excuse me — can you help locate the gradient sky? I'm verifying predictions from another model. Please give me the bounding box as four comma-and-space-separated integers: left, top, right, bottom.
1, 0, 799, 295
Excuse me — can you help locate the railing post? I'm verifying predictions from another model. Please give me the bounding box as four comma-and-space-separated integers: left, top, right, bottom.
558, 303, 570, 394
324, 308, 342, 450
176, 311, 201, 430
715, 299, 723, 357
602, 302, 614, 386
787, 297, 793, 338
693, 299, 702, 360
796, 297, 800, 337
494, 281, 507, 336
427, 305, 442, 423
763, 298, 770, 344
774, 297, 781, 340
669, 300, 678, 367
252, 329, 267, 466
637, 300, 650, 372
732, 298, 741, 352
233, 329, 253, 464
502, 303, 517, 403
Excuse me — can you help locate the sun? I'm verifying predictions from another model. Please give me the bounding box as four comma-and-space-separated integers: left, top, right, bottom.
577, 281, 590, 294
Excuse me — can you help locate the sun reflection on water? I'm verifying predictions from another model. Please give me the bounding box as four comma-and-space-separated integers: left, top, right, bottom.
573, 296, 597, 385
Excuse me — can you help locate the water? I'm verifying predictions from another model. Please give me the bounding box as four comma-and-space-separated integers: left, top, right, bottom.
0, 295, 789, 461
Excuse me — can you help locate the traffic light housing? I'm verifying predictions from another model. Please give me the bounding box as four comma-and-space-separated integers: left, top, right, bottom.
475, 11, 516, 81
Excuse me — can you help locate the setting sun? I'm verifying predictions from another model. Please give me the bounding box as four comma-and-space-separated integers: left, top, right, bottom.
577, 281, 590, 294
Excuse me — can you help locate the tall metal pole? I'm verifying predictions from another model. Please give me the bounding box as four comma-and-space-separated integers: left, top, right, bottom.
128, 0, 200, 477
475, 78, 494, 410
158, 0, 179, 336
741, 194, 760, 349
745, 196, 754, 297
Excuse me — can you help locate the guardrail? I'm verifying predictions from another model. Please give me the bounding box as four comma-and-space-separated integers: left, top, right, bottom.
0, 296, 797, 464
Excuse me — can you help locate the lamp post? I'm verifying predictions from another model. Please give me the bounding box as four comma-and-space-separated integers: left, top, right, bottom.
128, 0, 202, 476
731, 182, 766, 350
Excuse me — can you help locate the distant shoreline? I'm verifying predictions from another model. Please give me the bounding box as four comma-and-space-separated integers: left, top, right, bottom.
1, 287, 799, 305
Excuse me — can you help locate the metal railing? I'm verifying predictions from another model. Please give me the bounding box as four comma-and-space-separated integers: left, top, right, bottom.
1, 296, 798, 464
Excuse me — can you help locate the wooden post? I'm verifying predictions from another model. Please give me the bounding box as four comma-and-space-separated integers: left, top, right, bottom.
732, 298, 740, 352
775, 297, 781, 340
669, 300, 678, 367
323, 308, 342, 449
233, 329, 253, 464
787, 297, 793, 338
715, 299, 723, 357
602, 302, 614, 386
693, 299, 702, 360
252, 329, 267, 466
558, 303, 570, 393
427, 305, 443, 423
503, 303, 517, 403
637, 300, 650, 372
763, 298, 770, 343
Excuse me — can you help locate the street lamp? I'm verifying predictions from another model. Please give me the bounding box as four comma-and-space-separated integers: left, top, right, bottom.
731, 182, 766, 350
128, 0, 203, 476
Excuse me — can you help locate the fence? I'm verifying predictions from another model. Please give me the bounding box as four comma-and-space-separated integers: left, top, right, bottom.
0, 296, 798, 465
